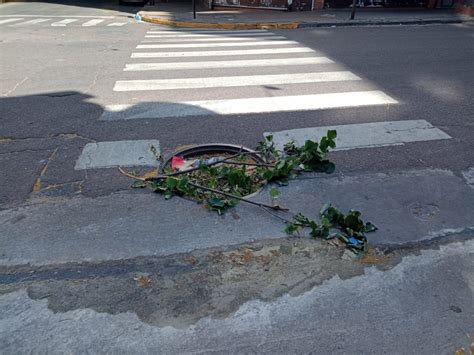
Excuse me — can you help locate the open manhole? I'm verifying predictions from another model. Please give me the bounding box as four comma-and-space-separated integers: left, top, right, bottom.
160, 144, 268, 199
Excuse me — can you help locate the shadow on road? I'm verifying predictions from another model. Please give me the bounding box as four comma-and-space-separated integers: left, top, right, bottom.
0, 91, 215, 208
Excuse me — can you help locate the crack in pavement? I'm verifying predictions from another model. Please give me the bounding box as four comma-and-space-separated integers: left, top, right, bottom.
2, 77, 28, 97
32, 147, 58, 193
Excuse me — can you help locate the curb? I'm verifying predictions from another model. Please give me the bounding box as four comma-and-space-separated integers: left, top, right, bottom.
137, 12, 472, 30
137, 13, 298, 29
299, 18, 466, 27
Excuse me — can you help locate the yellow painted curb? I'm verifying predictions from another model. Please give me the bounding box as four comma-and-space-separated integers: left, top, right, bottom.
139, 14, 299, 30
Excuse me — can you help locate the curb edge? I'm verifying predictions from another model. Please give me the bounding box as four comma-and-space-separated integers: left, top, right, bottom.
137, 12, 472, 30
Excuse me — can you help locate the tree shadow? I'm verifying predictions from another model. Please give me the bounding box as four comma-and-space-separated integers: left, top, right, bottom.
0, 91, 216, 208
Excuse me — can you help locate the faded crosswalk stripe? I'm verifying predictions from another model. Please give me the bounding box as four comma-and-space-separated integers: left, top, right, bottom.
143, 36, 287, 43
0, 18, 24, 25
131, 47, 314, 58
124, 57, 334, 71
82, 19, 104, 27
11, 18, 50, 26
136, 40, 297, 49
1, 16, 127, 27
87, 29, 420, 171
75, 140, 160, 170
266, 120, 451, 151
101, 91, 397, 121
114, 71, 361, 92
51, 19, 78, 26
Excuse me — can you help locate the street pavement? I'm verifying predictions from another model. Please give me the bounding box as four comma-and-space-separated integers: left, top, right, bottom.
0, 2, 473, 353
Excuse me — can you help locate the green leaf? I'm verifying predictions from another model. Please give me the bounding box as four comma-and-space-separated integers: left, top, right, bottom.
265, 134, 273, 142
327, 130, 337, 140
207, 197, 225, 208
320, 215, 331, 228
344, 213, 363, 232
364, 222, 378, 233
270, 187, 280, 198
176, 176, 189, 191
262, 170, 274, 181
285, 223, 299, 235
131, 181, 147, 188
166, 177, 178, 190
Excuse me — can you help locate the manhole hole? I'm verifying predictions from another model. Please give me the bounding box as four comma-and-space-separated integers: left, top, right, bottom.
160, 144, 267, 198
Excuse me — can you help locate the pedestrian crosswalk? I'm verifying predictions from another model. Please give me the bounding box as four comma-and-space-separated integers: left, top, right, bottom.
75, 27, 451, 170
106, 28, 397, 119
0, 16, 129, 28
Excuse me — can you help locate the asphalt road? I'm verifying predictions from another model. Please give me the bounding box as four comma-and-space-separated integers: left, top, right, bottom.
0, 2, 473, 353
1, 7, 473, 206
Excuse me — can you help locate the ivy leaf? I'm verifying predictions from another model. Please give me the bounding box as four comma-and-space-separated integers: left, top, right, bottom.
166, 177, 179, 190
176, 176, 189, 192
270, 187, 280, 198
207, 197, 225, 208
285, 223, 299, 235
320, 215, 331, 228
364, 222, 378, 233
262, 170, 274, 181
327, 130, 337, 140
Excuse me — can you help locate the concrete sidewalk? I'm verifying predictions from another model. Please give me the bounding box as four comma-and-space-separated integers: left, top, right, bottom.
2, 168, 473, 267
138, 4, 472, 29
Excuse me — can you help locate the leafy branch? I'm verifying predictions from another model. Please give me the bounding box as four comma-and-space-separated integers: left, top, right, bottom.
283, 204, 377, 253
121, 130, 379, 253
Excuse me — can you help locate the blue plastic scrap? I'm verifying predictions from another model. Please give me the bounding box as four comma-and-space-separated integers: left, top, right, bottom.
347, 237, 360, 246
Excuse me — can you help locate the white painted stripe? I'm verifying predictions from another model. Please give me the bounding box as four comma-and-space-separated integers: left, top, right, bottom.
114, 71, 360, 92
100, 90, 396, 121
145, 32, 274, 38
12, 18, 50, 26
136, 40, 297, 49
142, 36, 287, 43
0, 15, 115, 18
0, 18, 24, 25
266, 120, 451, 151
82, 19, 104, 26
107, 22, 127, 26
51, 19, 78, 26
75, 140, 160, 170
124, 57, 333, 71
131, 47, 314, 58
147, 29, 267, 34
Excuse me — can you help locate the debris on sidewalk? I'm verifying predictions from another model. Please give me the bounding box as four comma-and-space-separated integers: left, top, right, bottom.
134, 275, 152, 288
120, 130, 377, 254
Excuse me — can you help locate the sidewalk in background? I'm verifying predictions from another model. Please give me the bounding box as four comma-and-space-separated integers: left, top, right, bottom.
139, 4, 473, 28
